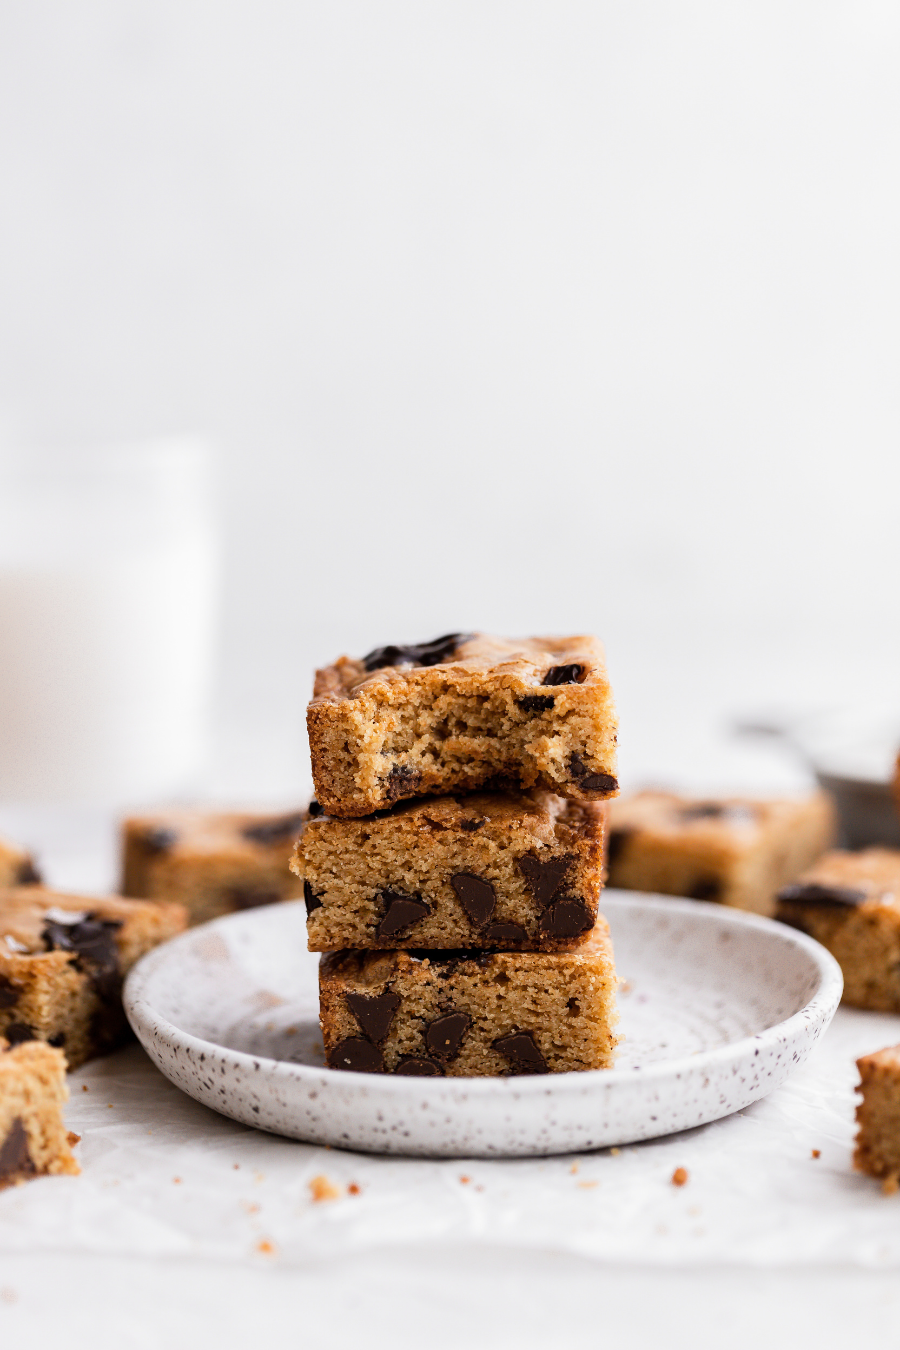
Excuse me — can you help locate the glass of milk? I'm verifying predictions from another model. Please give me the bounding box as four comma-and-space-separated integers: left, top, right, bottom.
0, 438, 218, 803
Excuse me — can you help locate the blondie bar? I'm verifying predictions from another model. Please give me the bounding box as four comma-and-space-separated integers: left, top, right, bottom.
0, 1038, 79, 1188
307, 633, 618, 818
0, 886, 187, 1067
855, 1045, 900, 1190
776, 849, 900, 1011
319, 916, 618, 1077
122, 808, 306, 925
293, 790, 606, 952
607, 790, 834, 916
0, 834, 41, 887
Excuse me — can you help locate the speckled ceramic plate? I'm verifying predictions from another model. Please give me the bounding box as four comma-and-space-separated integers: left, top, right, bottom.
123, 892, 842, 1158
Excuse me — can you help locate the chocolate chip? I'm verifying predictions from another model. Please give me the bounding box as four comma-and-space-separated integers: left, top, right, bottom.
142, 827, 177, 855
450, 873, 496, 926
303, 881, 323, 914
517, 853, 574, 908
394, 1056, 444, 1076
327, 1038, 385, 1073
376, 892, 431, 938
42, 912, 122, 1002
540, 897, 594, 937
568, 755, 618, 794
691, 878, 722, 902
425, 1012, 472, 1063
483, 922, 527, 943
459, 817, 488, 832
606, 828, 631, 867
518, 695, 555, 713
344, 991, 400, 1045
0, 1118, 35, 1181
307, 800, 324, 817
542, 664, 585, 686
493, 1031, 549, 1075
228, 889, 280, 911
384, 764, 423, 802
90, 1002, 128, 1052
4, 1023, 34, 1045
14, 858, 41, 885
0, 975, 20, 1010
362, 634, 473, 673
242, 812, 307, 845
777, 882, 868, 908
48, 1032, 66, 1047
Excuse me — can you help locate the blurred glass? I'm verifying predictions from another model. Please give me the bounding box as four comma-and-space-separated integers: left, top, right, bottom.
0, 438, 218, 803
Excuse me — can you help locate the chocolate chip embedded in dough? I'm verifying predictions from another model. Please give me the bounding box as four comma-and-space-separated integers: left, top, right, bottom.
542, 664, 585, 686
384, 764, 423, 802
242, 812, 307, 845
540, 897, 593, 938
518, 695, 555, 713
344, 991, 401, 1045
48, 1033, 66, 1048
777, 882, 868, 908
568, 755, 618, 794
493, 1031, 549, 1075
376, 892, 431, 938
42, 912, 123, 1003
228, 889, 280, 911
394, 1056, 444, 1077
425, 1012, 472, 1063
450, 873, 496, 927
362, 633, 473, 673
307, 800, 324, 818
691, 878, 722, 902
0, 1118, 35, 1181
0, 975, 21, 1010
458, 817, 488, 832
517, 853, 574, 909
14, 858, 41, 885
142, 827, 177, 855
483, 922, 527, 944
327, 1038, 385, 1073
303, 881, 323, 914
4, 1023, 35, 1046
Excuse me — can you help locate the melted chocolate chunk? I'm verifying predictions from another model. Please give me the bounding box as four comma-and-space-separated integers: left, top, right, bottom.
691, 878, 722, 902
493, 1031, 549, 1075
568, 755, 618, 794
362, 633, 473, 673
542, 664, 585, 686
517, 853, 574, 909
540, 896, 593, 937
778, 882, 868, 908
518, 695, 555, 713
0, 1118, 35, 1181
409, 949, 494, 970
4, 1023, 34, 1045
450, 873, 496, 926
307, 800, 324, 818
42, 912, 122, 1003
228, 889, 280, 911
376, 892, 431, 938
242, 812, 307, 845
344, 990, 400, 1045
394, 1056, 443, 1076
91, 1003, 128, 1052
303, 881, 323, 914
606, 828, 631, 867
483, 922, 527, 943
0, 975, 21, 1010
14, 858, 41, 885
384, 764, 423, 802
142, 827, 177, 855
425, 1012, 472, 1063
328, 1038, 384, 1073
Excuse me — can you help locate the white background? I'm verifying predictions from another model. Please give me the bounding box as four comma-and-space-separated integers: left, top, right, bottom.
1, 1, 898, 800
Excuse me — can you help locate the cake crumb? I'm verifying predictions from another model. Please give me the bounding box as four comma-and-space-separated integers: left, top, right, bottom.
233, 1163, 240, 1170
578, 1180, 599, 1190
81, 1085, 89, 1092
309, 1174, 341, 1202
256, 1239, 277, 1255
459, 1175, 471, 1184
671, 1167, 689, 1187
811, 1149, 821, 1159
67, 1132, 81, 1147
569, 1163, 579, 1174
348, 1182, 361, 1196
610, 1147, 621, 1157
882, 1174, 900, 1196
173, 1177, 182, 1185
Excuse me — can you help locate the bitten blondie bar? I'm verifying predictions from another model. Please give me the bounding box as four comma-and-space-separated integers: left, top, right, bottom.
0, 887, 187, 1067
776, 849, 900, 1011
0, 1038, 79, 1188
293, 791, 606, 952
307, 633, 618, 818
607, 790, 834, 916
855, 1045, 900, 1190
0, 834, 41, 887
319, 917, 619, 1077
122, 808, 306, 925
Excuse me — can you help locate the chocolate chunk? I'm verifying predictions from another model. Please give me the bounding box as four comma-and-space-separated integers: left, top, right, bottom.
778, 882, 868, 908
606, 828, 631, 867
362, 633, 473, 673
303, 880, 323, 914
0, 975, 20, 1010
394, 1056, 444, 1076
327, 1038, 384, 1073
483, 922, 527, 943
14, 858, 41, 885
376, 892, 431, 938
384, 764, 423, 801
425, 1012, 472, 1063
459, 817, 488, 832
228, 889, 280, 911
493, 1031, 549, 1075
307, 800, 324, 817
691, 878, 722, 902
518, 695, 555, 713
0, 1118, 35, 1181
517, 853, 574, 908
142, 827, 177, 854
4, 1023, 34, 1045
542, 664, 585, 686
242, 812, 307, 845
42, 911, 122, 1002
90, 1002, 128, 1052
48, 1032, 66, 1047
450, 873, 496, 926
568, 755, 618, 794
344, 990, 400, 1045
540, 897, 594, 937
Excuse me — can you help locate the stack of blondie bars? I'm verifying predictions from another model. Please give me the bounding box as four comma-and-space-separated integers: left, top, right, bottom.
291, 633, 621, 1077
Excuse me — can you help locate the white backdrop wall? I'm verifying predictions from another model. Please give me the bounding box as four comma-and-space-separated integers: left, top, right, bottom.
1, 2, 898, 798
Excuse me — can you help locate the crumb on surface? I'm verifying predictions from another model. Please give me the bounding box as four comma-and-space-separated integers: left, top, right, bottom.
671, 1167, 689, 1187
256, 1239, 277, 1255
173, 1177, 182, 1185
811, 1149, 821, 1159
81, 1085, 89, 1092
459, 1175, 471, 1184
569, 1163, 579, 1174
578, 1180, 599, 1190
67, 1132, 81, 1147
233, 1163, 240, 1169
309, 1174, 341, 1202
348, 1182, 361, 1196
610, 1147, 621, 1156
